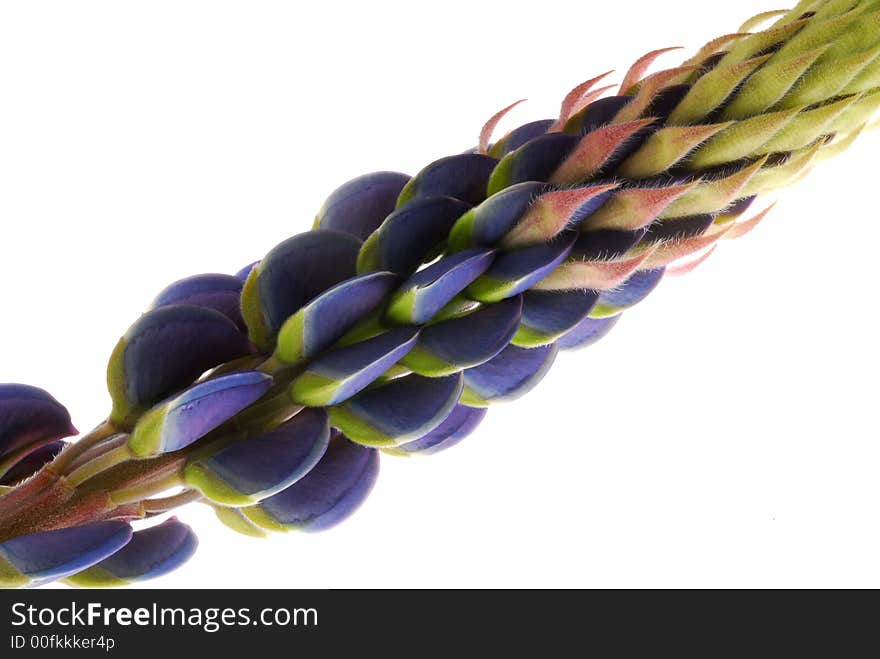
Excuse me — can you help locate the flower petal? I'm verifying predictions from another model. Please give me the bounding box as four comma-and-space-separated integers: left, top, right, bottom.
563, 95, 632, 134
558, 314, 621, 350
447, 182, 547, 252
0, 522, 132, 588
329, 374, 463, 447
245, 432, 379, 533
393, 405, 487, 456
315, 171, 411, 240
387, 249, 496, 325
592, 268, 665, 317
64, 518, 197, 587
400, 296, 522, 376
128, 371, 274, 457
241, 230, 362, 348
461, 343, 558, 407
0, 384, 76, 460
0, 440, 65, 485
234, 261, 259, 282
151, 274, 245, 331
289, 327, 420, 407
488, 119, 554, 158
357, 196, 472, 275
107, 305, 253, 429
185, 408, 330, 506
512, 290, 600, 347
275, 271, 399, 364
466, 236, 575, 303
396, 154, 498, 208
487, 133, 579, 195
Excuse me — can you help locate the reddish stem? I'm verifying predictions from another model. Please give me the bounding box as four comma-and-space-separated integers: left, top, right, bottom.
0, 470, 64, 525
0, 490, 114, 542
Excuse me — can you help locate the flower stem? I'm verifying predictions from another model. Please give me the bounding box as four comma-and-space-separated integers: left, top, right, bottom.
102, 501, 146, 522
0, 475, 77, 541
0, 469, 67, 525
257, 353, 289, 376
110, 471, 185, 505
0, 489, 113, 542
49, 419, 118, 475
0, 453, 187, 540
64, 433, 129, 473
141, 489, 202, 513
65, 445, 134, 488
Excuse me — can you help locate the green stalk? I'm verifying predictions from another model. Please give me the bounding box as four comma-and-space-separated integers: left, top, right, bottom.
141, 489, 202, 513
65, 445, 135, 488
49, 420, 118, 475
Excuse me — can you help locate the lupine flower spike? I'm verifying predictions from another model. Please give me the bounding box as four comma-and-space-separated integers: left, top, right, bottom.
1, 0, 879, 586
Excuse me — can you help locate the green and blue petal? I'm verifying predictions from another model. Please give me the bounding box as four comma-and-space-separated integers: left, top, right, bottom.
275, 271, 399, 364
128, 371, 273, 457
0, 522, 132, 588
241, 230, 362, 349
592, 268, 665, 318
0, 384, 76, 460
357, 196, 472, 275
107, 305, 253, 429
399, 296, 522, 376
289, 327, 420, 407
244, 433, 379, 533
185, 408, 330, 506
329, 373, 463, 447
0, 441, 65, 485
447, 182, 546, 251
392, 404, 487, 456
461, 343, 558, 407
512, 290, 600, 347
557, 315, 621, 350
386, 248, 496, 324
234, 261, 259, 281
563, 95, 633, 134
396, 153, 497, 208
489, 119, 555, 157
486, 133, 578, 195
64, 518, 197, 588
466, 236, 575, 303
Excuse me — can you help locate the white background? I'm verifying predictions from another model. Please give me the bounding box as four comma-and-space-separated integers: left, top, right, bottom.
1, 1, 878, 588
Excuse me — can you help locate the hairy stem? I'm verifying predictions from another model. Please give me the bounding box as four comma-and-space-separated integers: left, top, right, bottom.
0, 453, 187, 541
0, 489, 114, 542
0, 470, 67, 525
0, 475, 77, 540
